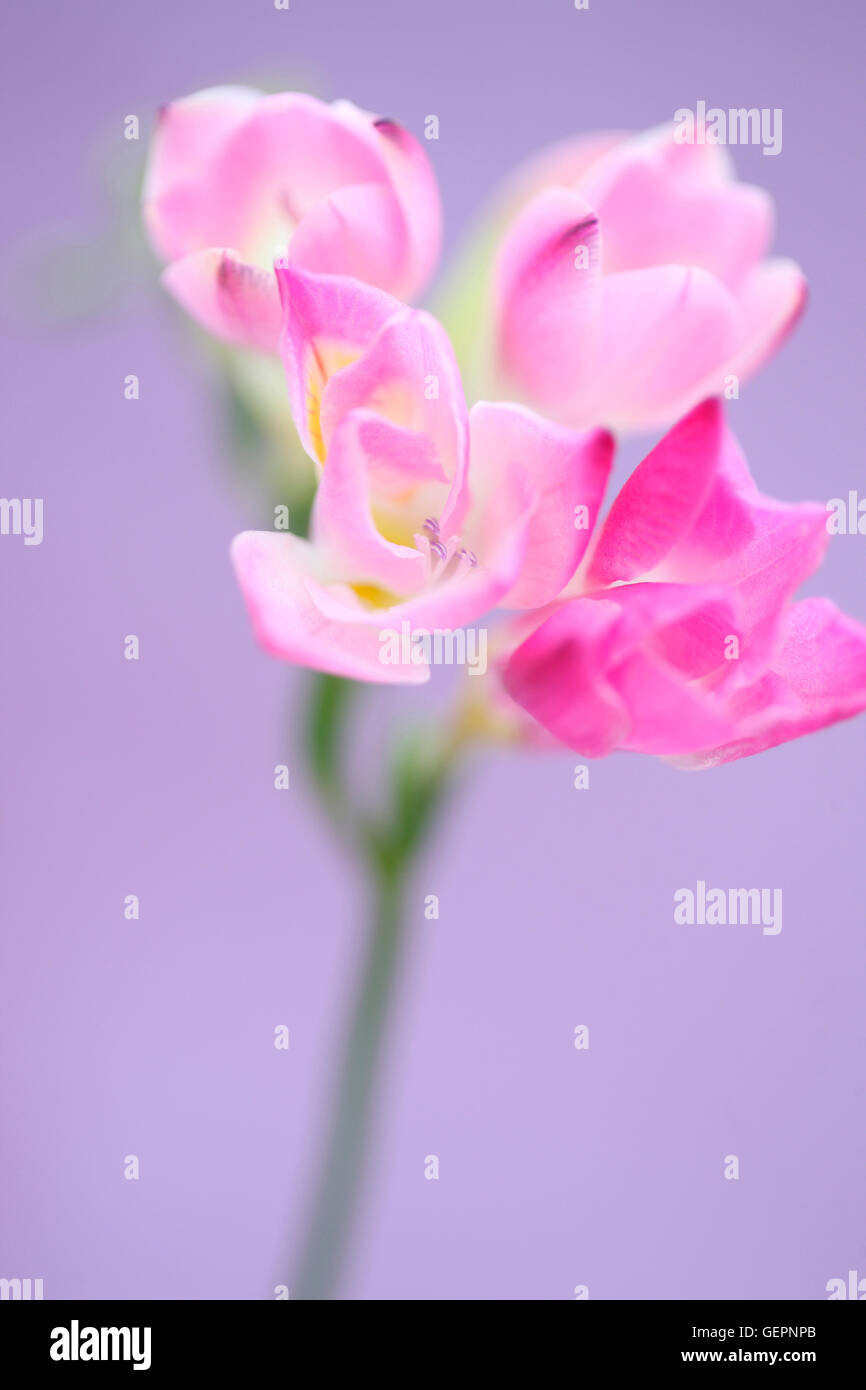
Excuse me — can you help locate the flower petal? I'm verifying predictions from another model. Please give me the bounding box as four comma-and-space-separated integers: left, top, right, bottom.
727, 257, 807, 384
276, 265, 400, 461
611, 645, 736, 754
579, 126, 773, 287
310, 411, 430, 593
501, 598, 634, 758
655, 424, 828, 661
199, 93, 391, 264
591, 265, 742, 431
586, 398, 725, 586
162, 249, 282, 351
318, 305, 470, 524
366, 115, 443, 297
231, 529, 431, 685
494, 187, 602, 411
287, 181, 411, 292
143, 86, 261, 260
675, 599, 866, 767
469, 401, 613, 607
505, 131, 628, 207
503, 583, 738, 757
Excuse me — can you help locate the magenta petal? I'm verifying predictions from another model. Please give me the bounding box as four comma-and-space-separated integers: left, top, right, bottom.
502, 598, 632, 757
611, 649, 734, 754
503, 582, 739, 757
609, 581, 740, 681
677, 599, 866, 767
587, 398, 725, 586
589, 403, 829, 666
660, 428, 829, 662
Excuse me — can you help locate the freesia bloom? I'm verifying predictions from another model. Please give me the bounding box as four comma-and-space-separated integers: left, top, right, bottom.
143, 87, 441, 351
231, 267, 612, 682
490, 124, 806, 433
502, 399, 866, 766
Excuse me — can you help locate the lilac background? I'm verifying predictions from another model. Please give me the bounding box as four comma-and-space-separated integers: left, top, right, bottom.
2, 0, 865, 1300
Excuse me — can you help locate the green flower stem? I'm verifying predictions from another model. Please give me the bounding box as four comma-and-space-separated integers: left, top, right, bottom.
292, 673, 458, 1299
292, 854, 409, 1301
301, 672, 357, 842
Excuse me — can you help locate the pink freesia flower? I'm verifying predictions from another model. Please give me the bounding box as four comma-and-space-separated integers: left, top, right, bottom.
493, 125, 806, 433
502, 399, 866, 766
231, 267, 612, 682
143, 87, 441, 351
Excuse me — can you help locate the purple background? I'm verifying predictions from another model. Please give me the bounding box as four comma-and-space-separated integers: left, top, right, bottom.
2, 0, 864, 1300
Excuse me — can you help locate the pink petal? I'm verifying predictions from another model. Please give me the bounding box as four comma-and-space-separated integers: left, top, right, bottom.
287, 181, 410, 293
384, 459, 535, 637
232, 503, 525, 685
728, 257, 808, 384
628, 122, 737, 186
591, 265, 742, 431
145, 92, 441, 305
143, 86, 261, 260
579, 126, 773, 288
319, 305, 470, 522
494, 187, 602, 411
279, 265, 472, 539
231, 529, 431, 685
310, 411, 430, 594
469, 402, 613, 607
388, 536, 526, 633
162, 249, 282, 351
505, 131, 629, 206
276, 265, 401, 461
367, 115, 443, 298
200, 93, 390, 263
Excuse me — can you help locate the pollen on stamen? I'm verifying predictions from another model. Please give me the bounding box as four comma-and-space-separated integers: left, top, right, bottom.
418, 518, 480, 580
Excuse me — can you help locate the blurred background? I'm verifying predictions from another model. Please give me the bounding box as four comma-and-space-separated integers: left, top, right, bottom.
1, 0, 864, 1300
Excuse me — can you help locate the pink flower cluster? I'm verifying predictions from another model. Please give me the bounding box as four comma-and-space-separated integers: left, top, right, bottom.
145, 87, 866, 767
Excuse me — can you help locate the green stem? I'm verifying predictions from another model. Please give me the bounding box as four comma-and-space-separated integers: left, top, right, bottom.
292, 672, 459, 1299
293, 857, 409, 1300
301, 672, 357, 840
